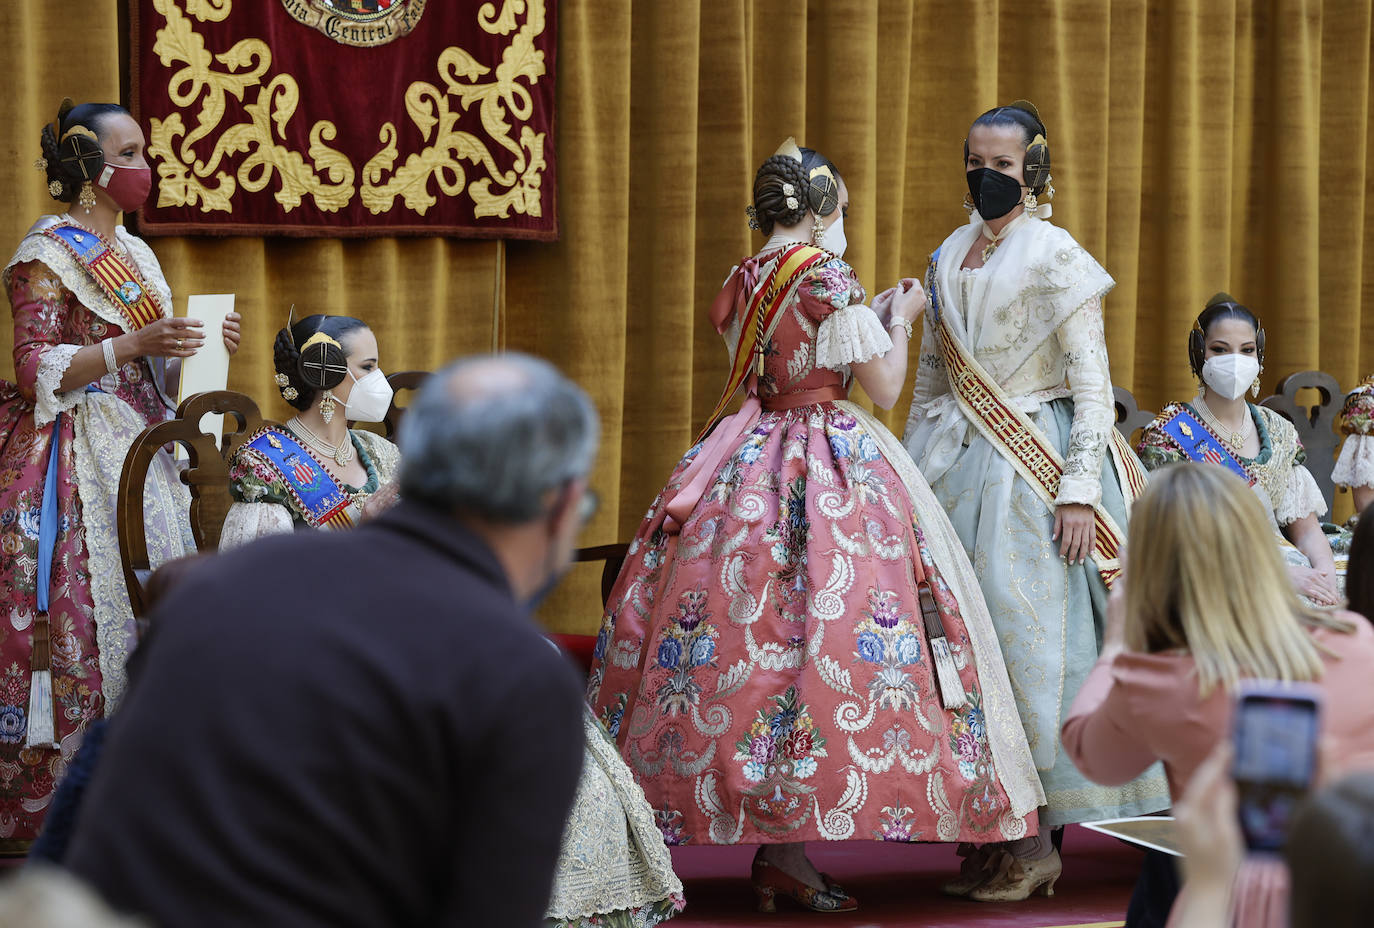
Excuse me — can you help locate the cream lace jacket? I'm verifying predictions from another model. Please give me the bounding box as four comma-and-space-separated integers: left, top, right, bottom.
904, 213, 1117, 508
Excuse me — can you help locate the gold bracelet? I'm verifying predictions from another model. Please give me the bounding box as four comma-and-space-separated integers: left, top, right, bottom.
887, 316, 914, 341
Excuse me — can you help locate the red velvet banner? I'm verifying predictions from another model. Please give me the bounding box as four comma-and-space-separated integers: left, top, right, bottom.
131, 0, 557, 239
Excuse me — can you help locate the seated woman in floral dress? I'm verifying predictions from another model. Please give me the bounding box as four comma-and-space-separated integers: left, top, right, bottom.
221, 313, 399, 544
1136, 294, 1343, 606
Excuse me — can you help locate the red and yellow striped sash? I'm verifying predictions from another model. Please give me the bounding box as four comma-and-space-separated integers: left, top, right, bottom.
696, 244, 831, 442
934, 314, 1143, 587
41, 224, 164, 332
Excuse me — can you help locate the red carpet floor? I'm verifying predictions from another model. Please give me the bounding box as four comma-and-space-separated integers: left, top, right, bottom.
666, 825, 1138, 927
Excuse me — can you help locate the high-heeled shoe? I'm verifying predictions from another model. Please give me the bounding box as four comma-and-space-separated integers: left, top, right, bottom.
942, 843, 995, 897
751, 853, 859, 913
967, 847, 1062, 902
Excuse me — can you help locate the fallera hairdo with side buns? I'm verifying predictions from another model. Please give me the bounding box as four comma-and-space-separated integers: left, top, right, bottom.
272, 314, 369, 412
750, 147, 841, 236
39, 101, 128, 204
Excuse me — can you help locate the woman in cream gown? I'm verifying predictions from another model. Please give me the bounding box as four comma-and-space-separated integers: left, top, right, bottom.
901, 102, 1169, 897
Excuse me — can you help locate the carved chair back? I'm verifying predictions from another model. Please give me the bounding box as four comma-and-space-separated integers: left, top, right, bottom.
117, 391, 267, 618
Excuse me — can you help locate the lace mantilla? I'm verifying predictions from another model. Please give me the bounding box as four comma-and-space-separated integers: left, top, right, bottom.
71, 394, 194, 712
814, 302, 892, 371
3, 216, 172, 333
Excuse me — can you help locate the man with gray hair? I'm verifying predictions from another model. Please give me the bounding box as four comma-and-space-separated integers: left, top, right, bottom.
66, 353, 597, 928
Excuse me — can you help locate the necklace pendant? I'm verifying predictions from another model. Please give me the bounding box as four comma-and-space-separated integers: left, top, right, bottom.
334, 445, 351, 467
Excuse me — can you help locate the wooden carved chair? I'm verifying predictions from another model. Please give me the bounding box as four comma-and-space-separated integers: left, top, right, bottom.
574, 542, 631, 608
1261, 370, 1342, 512
1113, 385, 1155, 445
117, 391, 267, 618
382, 370, 431, 441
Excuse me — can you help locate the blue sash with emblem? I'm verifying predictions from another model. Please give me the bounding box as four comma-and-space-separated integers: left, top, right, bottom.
243, 426, 354, 528
1159, 405, 1256, 486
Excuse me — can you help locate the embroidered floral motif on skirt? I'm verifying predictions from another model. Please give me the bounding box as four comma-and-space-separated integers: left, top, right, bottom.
588, 402, 1030, 846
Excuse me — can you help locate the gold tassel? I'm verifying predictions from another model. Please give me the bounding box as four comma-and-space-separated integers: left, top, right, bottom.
919, 583, 967, 710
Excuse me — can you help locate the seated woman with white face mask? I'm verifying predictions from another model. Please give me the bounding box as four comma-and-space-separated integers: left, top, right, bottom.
220, 312, 400, 546
1136, 294, 1343, 606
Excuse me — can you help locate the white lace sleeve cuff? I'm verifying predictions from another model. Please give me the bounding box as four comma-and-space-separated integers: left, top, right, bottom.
1055, 473, 1104, 509
1333, 435, 1374, 489
815, 303, 893, 371
1275, 465, 1328, 526
218, 502, 294, 551
34, 343, 86, 428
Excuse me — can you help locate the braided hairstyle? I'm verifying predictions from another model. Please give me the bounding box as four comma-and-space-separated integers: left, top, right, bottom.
273, 313, 369, 411
40, 101, 128, 204
751, 147, 841, 235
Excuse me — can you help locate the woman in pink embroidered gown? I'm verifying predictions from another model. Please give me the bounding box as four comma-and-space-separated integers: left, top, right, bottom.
0, 100, 239, 849
586, 141, 1042, 913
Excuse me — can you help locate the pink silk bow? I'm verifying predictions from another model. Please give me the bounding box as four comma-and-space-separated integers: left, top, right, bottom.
661, 256, 769, 535
662, 376, 761, 535
708, 256, 763, 334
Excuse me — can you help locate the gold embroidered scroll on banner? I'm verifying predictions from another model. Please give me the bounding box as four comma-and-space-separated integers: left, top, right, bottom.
131, 0, 558, 238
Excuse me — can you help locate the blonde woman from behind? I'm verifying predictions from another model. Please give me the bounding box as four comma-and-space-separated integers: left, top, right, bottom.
1062, 463, 1374, 928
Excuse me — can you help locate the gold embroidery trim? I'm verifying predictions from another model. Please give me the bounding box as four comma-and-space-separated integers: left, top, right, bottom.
146, 0, 549, 221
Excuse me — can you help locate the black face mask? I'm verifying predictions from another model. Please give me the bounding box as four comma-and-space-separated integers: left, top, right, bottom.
966, 168, 1023, 220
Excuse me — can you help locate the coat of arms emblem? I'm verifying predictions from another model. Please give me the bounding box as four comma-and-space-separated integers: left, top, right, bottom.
280, 0, 427, 47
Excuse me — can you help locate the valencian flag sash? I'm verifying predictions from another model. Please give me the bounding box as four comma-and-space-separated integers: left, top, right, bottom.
40, 224, 164, 332
696, 243, 832, 442
243, 426, 355, 529
1159, 405, 1257, 486
926, 249, 1148, 588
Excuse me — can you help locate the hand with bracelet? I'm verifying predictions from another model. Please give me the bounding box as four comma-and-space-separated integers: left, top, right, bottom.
61, 312, 242, 393
851, 277, 925, 408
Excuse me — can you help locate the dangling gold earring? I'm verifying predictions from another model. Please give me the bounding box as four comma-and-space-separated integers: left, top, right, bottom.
963, 192, 975, 214
811, 213, 826, 246
1023, 189, 1038, 216
1251, 372, 1262, 399
78, 181, 96, 214
319, 390, 337, 424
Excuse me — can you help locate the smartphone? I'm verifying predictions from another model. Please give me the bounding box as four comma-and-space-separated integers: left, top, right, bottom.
1231, 682, 1322, 853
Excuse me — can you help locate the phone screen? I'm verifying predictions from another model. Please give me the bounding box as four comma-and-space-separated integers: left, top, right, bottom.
1232, 689, 1320, 853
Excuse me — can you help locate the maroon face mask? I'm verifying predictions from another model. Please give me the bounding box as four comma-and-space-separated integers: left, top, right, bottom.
96, 162, 152, 213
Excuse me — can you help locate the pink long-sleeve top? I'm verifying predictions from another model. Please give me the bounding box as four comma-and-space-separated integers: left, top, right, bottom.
1062, 615, 1374, 928
1062, 615, 1374, 800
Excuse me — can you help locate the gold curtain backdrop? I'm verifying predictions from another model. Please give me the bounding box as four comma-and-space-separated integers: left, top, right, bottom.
2, 1, 1371, 632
